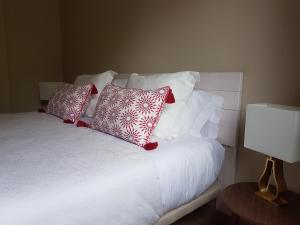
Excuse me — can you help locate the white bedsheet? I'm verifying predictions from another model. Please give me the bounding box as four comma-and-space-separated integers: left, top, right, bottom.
0, 112, 224, 225
149, 136, 224, 212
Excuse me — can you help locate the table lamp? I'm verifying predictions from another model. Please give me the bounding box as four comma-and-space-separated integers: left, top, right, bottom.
39, 82, 63, 112
244, 103, 300, 206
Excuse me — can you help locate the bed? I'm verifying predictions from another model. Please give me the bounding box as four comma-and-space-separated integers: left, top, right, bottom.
0, 72, 243, 225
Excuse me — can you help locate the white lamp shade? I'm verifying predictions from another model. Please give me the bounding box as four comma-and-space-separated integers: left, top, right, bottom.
244, 103, 300, 163
39, 82, 63, 100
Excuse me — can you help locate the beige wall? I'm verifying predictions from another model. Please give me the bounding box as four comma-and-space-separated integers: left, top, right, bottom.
63, 0, 299, 193
1, 0, 62, 112
0, 0, 10, 112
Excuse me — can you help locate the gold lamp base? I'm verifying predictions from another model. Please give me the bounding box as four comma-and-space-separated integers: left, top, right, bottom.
256, 156, 288, 207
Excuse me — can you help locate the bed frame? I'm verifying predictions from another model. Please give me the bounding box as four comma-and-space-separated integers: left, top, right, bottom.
114, 72, 243, 225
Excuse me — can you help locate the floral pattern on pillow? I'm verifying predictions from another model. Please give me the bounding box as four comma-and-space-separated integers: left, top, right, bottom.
47, 83, 96, 123
90, 84, 174, 149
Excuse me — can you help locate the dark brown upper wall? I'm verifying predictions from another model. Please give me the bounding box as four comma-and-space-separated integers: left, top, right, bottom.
62, 0, 300, 192
1, 0, 63, 112
0, 0, 10, 112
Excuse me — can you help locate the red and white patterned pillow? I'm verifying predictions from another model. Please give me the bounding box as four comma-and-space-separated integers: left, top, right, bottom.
90, 84, 175, 150
47, 83, 97, 124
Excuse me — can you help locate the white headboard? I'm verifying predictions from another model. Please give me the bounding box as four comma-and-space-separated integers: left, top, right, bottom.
114, 72, 243, 148
195, 72, 243, 189
195, 72, 243, 147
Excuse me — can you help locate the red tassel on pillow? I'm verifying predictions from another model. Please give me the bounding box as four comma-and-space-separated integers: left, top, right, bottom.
91, 85, 98, 95
76, 120, 89, 128
165, 89, 175, 104
143, 142, 158, 150
63, 119, 74, 124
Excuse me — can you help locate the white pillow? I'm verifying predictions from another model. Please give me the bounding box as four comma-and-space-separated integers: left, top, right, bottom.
112, 78, 128, 88
74, 70, 117, 117
186, 90, 224, 139
126, 71, 200, 139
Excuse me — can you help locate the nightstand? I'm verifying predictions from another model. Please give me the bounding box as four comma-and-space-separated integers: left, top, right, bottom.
222, 182, 300, 225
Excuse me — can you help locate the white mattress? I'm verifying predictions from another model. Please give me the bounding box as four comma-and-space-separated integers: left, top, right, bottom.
0, 112, 224, 225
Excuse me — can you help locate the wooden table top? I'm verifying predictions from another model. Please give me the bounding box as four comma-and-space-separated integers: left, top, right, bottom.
222, 182, 300, 225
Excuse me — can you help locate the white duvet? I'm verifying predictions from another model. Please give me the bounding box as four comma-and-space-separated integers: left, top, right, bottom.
0, 112, 224, 225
